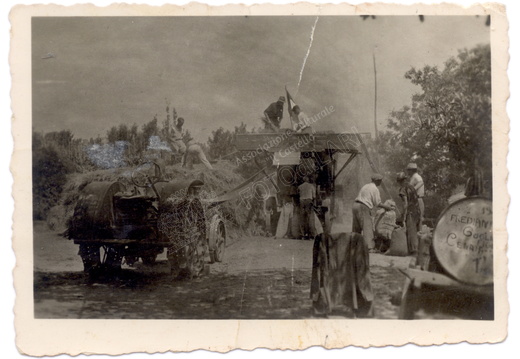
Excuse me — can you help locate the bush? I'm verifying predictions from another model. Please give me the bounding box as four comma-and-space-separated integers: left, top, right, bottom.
32, 147, 70, 220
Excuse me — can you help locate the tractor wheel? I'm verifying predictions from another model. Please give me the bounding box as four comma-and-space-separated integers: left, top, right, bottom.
124, 255, 138, 267
141, 255, 157, 266
168, 231, 209, 280
185, 233, 208, 278
79, 244, 123, 279
79, 243, 101, 274
208, 215, 226, 263
101, 245, 124, 272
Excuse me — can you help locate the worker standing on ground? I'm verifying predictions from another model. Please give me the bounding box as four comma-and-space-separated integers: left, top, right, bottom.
406, 162, 425, 228
265, 194, 280, 237
263, 96, 285, 131
396, 172, 421, 257
298, 176, 316, 240
244, 186, 267, 235
352, 174, 393, 252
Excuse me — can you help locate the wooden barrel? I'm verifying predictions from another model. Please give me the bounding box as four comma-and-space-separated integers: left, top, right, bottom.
432, 197, 493, 285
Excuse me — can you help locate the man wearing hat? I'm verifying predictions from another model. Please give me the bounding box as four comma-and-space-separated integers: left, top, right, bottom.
396, 172, 421, 256
263, 96, 285, 131
406, 163, 425, 228
352, 173, 393, 251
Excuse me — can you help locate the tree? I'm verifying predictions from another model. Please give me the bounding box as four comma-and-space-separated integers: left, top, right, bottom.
32, 146, 70, 220
379, 44, 491, 205
207, 127, 234, 160
142, 117, 159, 140
33, 130, 44, 150
207, 122, 249, 161
44, 130, 74, 150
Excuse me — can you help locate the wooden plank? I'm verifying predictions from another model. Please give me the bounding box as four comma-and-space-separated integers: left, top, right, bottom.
333, 152, 358, 181
235, 132, 368, 153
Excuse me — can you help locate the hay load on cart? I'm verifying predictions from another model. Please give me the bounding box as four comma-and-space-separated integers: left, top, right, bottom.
66, 161, 227, 279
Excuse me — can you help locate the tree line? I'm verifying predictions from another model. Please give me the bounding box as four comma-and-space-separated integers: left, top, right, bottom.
376, 43, 492, 216
33, 43, 491, 221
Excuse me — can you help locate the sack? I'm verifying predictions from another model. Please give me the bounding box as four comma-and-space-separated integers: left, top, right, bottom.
385, 227, 408, 257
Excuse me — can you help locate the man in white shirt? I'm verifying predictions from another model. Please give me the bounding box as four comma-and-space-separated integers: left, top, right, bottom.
407, 163, 424, 228
169, 117, 187, 155
289, 105, 311, 133
171, 117, 213, 170
352, 173, 393, 251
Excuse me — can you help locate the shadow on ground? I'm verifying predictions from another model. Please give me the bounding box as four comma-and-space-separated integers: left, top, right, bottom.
34, 263, 404, 320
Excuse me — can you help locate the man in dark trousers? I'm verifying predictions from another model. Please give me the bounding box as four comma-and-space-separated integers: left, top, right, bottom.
396, 172, 421, 256
352, 173, 393, 251
265, 194, 280, 237
406, 162, 425, 228
263, 96, 285, 131
298, 176, 316, 240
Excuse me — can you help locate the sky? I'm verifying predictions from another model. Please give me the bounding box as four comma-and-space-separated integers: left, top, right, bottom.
31, 15, 490, 142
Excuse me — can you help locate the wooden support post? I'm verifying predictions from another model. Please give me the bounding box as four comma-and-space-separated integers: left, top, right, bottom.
333, 152, 358, 182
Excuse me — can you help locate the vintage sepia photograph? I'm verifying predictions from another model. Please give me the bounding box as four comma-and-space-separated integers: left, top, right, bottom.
31, 12, 494, 320
8, 1, 511, 355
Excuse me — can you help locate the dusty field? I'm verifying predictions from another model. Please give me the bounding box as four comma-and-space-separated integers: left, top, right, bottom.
33, 221, 410, 319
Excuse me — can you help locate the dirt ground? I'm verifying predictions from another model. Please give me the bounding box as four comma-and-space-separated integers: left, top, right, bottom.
33, 221, 411, 319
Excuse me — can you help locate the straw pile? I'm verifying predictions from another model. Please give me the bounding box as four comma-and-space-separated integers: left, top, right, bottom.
49, 161, 247, 235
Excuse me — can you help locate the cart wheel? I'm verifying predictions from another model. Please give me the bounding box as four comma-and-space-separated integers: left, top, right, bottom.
398, 277, 417, 319
208, 215, 226, 263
